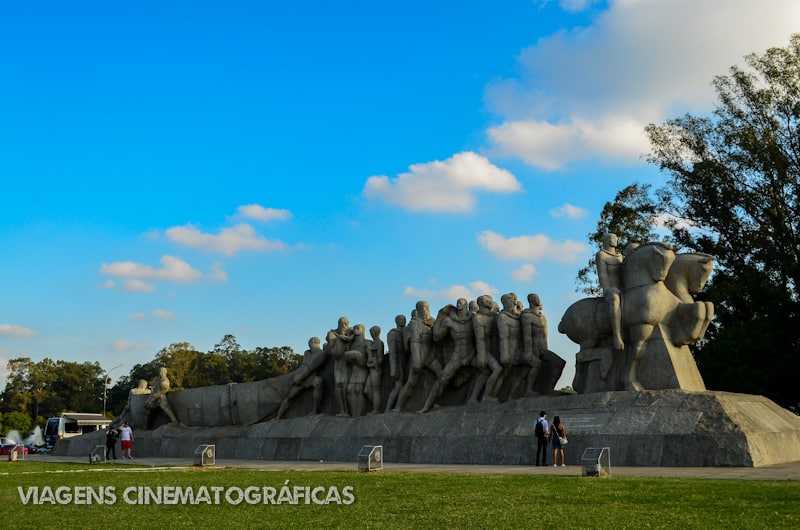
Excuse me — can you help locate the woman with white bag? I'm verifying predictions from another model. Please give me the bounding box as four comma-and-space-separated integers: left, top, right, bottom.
550, 415, 568, 466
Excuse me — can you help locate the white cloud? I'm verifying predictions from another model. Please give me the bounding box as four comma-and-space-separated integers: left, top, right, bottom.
111, 340, 149, 353
363, 151, 521, 212
403, 280, 499, 302
122, 279, 157, 292
166, 223, 287, 256
487, 0, 800, 169
99, 279, 115, 289
234, 204, 292, 222
551, 203, 589, 219
153, 309, 175, 320
129, 313, 147, 320
101, 255, 204, 282
512, 263, 538, 282
478, 230, 588, 262
0, 324, 36, 338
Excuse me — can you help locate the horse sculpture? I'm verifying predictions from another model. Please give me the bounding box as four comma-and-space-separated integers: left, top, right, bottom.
559, 242, 714, 392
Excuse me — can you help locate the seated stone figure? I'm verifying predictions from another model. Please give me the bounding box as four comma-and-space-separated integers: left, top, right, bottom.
276, 337, 328, 419
111, 379, 150, 428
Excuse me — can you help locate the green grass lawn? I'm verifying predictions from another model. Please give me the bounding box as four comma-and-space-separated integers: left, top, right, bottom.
1, 461, 798, 529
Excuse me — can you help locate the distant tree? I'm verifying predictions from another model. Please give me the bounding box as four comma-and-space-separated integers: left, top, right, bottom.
155, 342, 200, 390
575, 182, 660, 295
645, 34, 800, 407
0, 358, 34, 414
2, 411, 32, 435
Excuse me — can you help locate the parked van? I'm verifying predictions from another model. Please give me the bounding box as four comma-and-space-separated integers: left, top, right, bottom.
44, 413, 109, 448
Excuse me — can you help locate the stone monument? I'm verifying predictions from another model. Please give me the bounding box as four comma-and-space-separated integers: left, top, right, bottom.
53, 247, 800, 467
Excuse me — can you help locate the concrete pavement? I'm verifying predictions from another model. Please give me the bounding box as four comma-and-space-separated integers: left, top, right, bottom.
23, 454, 800, 480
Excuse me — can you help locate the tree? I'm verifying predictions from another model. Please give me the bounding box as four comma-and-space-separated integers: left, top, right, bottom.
645, 34, 800, 408
2, 411, 32, 435
155, 342, 200, 390
575, 182, 659, 295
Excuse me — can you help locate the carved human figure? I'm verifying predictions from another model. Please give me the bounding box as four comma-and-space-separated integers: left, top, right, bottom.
472, 294, 503, 403
384, 314, 408, 412
421, 298, 476, 413
112, 379, 150, 428
145, 367, 180, 428
276, 337, 328, 419
325, 316, 354, 417
344, 324, 370, 417
597, 233, 625, 350
393, 301, 442, 412
520, 293, 547, 394
366, 325, 385, 414
496, 293, 523, 367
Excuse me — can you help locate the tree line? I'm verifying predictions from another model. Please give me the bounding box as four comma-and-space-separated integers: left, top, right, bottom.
0, 334, 301, 434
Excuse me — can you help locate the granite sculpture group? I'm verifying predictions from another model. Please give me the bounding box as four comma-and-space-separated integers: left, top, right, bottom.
115, 234, 720, 425
76, 235, 799, 467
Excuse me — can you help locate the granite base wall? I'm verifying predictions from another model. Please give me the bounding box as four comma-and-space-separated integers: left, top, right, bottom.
55, 390, 800, 467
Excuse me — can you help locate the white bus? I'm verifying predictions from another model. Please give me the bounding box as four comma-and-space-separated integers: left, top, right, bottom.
44, 413, 109, 448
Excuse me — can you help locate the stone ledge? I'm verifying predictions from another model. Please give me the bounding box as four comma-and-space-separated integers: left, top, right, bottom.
55, 390, 800, 467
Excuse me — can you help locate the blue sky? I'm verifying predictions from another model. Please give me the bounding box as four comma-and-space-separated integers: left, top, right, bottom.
1, 0, 798, 390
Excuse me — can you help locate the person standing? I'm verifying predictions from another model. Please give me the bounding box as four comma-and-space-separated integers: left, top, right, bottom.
551, 415, 567, 466
104, 426, 119, 460
534, 410, 549, 466
119, 422, 134, 460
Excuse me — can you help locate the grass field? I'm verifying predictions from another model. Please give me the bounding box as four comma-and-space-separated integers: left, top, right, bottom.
1, 461, 798, 529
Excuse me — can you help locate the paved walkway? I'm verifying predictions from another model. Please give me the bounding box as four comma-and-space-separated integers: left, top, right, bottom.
26, 455, 800, 480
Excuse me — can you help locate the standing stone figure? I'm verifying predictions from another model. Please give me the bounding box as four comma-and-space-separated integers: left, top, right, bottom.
344, 324, 370, 417
384, 314, 408, 412
520, 293, 547, 394
421, 298, 476, 413
597, 233, 624, 351
145, 367, 180, 428
393, 301, 442, 412
366, 325, 385, 414
325, 316, 354, 417
473, 294, 503, 403
276, 337, 328, 419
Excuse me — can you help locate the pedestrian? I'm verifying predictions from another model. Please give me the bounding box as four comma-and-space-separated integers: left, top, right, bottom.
550, 415, 567, 466
119, 422, 134, 460
534, 410, 549, 466
104, 426, 119, 460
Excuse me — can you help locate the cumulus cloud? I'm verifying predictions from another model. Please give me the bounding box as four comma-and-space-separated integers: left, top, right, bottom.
0, 324, 36, 338
478, 230, 588, 262
100, 255, 225, 291
152, 309, 175, 320
363, 151, 521, 212
512, 264, 538, 282
403, 280, 499, 302
486, 0, 800, 169
129, 313, 147, 321
551, 203, 589, 219
101, 255, 205, 282
234, 204, 292, 222
166, 223, 287, 256
111, 340, 149, 353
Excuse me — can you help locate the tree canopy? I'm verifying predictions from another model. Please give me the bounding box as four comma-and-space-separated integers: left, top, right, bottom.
633, 34, 799, 408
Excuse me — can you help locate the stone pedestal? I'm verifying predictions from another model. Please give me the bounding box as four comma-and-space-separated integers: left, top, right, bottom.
56, 390, 800, 467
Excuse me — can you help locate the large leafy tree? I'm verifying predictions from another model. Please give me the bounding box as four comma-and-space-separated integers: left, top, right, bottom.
645, 34, 800, 408
576, 182, 659, 295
